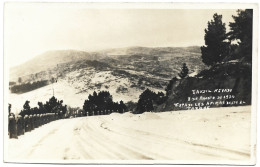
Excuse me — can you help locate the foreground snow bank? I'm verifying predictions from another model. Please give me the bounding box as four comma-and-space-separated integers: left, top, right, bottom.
6, 106, 252, 163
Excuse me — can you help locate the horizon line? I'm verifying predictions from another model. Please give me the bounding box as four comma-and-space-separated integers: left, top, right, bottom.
9, 45, 202, 68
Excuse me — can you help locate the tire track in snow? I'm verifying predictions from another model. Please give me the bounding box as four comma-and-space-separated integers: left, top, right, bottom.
66, 117, 131, 160
74, 124, 123, 159
80, 118, 155, 160
25, 128, 58, 158
98, 119, 207, 160
101, 119, 250, 160
91, 118, 168, 160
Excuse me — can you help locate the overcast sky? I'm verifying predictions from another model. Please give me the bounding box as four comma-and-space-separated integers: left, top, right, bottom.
4, 3, 238, 67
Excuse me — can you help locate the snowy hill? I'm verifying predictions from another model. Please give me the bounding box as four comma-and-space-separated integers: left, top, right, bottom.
8, 46, 204, 112
9, 70, 163, 114
9, 46, 203, 83
9, 50, 101, 81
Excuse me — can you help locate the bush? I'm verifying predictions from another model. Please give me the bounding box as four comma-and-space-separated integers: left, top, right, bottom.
83, 91, 127, 115
135, 89, 166, 114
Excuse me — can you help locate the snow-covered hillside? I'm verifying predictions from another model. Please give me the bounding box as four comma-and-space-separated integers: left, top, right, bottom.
9, 69, 164, 115
7, 106, 252, 163
8, 81, 84, 115
64, 69, 163, 102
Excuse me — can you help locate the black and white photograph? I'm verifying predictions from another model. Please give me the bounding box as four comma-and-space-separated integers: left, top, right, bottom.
3, 2, 258, 165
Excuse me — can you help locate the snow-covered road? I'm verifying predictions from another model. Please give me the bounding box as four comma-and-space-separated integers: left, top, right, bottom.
7, 106, 252, 163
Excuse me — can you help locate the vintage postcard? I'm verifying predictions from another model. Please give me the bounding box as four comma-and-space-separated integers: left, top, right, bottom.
3, 2, 258, 165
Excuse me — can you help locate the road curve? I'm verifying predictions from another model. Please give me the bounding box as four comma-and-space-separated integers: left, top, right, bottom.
7, 108, 251, 162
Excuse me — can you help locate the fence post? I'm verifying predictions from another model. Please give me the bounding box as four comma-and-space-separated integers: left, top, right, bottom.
9, 114, 17, 139
29, 115, 34, 131
24, 115, 30, 132
36, 114, 40, 127
17, 115, 25, 136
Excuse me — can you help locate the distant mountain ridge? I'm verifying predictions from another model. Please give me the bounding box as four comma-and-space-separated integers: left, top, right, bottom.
10, 46, 201, 82
10, 50, 100, 81
101, 46, 201, 56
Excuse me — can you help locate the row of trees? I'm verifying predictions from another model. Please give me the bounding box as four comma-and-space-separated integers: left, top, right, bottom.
10, 80, 49, 94
19, 96, 67, 118
201, 9, 252, 66
8, 97, 67, 139
83, 91, 127, 115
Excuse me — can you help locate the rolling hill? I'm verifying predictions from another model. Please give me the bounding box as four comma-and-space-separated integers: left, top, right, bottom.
8, 46, 205, 111
9, 50, 103, 81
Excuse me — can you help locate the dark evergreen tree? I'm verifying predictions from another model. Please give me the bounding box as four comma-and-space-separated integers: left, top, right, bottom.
31, 107, 38, 115
136, 89, 155, 114
228, 9, 253, 62
155, 91, 166, 105
93, 91, 97, 97
119, 100, 127, 113
201, 13, 229, 66
178, 63, 189, 79
83, 91, 123, 115
38, 102, 45, 114
20, 100, 31, 117
136, 88, 169, 114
